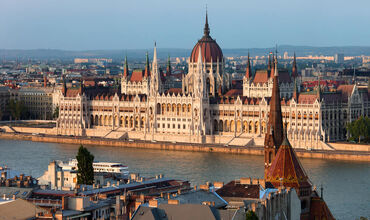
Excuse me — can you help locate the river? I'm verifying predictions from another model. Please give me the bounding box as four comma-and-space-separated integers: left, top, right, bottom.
0, 139, 369, 219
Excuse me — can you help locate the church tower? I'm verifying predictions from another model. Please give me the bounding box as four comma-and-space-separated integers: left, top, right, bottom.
242, 53, 251, 96
150, 43, 162, 96
264, 57, 284, 178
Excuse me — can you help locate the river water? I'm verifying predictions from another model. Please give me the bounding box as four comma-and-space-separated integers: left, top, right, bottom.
0, 139, 368, 219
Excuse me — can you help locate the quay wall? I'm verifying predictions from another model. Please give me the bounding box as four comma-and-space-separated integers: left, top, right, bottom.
0, 133, 369, 162
329, 142, 370, 152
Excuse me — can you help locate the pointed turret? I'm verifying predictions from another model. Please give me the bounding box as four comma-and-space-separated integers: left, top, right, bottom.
78, 79, 84, 95
204, 8, 210, 36
292, 52, 297, 78
266, 125, 312, 197
270, 53, 275, 78
194, 44, 204, 96
267, 53, 272, 72
264, 57, 284, 178
62, 76, 67, 96
245, 52, 251, 79
166, 55, 171, 76
317, 75, 321, 101
123, 55, 129, 77
292, 77, 299, 102
144, 51, 150, 78
150, 42, 161, 95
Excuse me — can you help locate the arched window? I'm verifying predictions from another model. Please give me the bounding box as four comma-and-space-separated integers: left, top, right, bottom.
269, 152, 272, 164
206, 78, 211, 96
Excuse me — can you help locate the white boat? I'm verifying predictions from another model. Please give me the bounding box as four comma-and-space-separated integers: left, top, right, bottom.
57, 159, 129, 176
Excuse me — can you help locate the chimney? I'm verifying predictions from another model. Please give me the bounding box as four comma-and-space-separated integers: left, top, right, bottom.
149, 199, 158, 208
62, 197, 68, 210
240, 177, 251, 185
168, 199, 179, 205
1, 171, 7, 179
258, 179, 266, 188
199, 184, 209, 191
213, 182, 224, 189
252, 179, 259, 185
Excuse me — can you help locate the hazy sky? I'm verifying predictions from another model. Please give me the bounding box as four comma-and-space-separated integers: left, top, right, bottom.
1, 0, 369, 50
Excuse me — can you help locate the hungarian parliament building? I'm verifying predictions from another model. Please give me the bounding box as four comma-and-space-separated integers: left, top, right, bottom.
56, 14, 370, 150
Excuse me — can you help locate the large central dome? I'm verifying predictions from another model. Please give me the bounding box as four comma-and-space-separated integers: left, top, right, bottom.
190, 13, 223, 63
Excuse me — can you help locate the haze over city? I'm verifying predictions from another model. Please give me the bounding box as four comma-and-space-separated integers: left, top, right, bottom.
1, 0, 370, 50
0, 1, 369, 220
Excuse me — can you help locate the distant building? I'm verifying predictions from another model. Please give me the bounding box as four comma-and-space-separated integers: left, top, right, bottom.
284, 51, 289, 59
38, 161, 78, 190
10, 87, 60, 120
0, 87, 10, 120
334, 53, 344, 64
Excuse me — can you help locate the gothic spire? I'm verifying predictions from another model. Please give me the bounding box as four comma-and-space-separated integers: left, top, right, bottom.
292, 77, 299, 102
245, 52, 251, 79
265, 57, 284, 149
204, 8, 210, 36
270, 53, 275, 78
123, 55, 129, 77
78, 79, 84, 95
292, 52, 297, 78
317, 74, 321, 101
62, 76, 67, 96
144, 51, 150, 78
166, 54, 171, 76
267, 53, 271, 72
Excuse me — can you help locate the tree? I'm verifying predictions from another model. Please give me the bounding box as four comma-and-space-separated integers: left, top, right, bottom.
53, 106, 59, 119
347, 116, 370, 143
76, 145, 94, 185
246, 210, 258, 220
8, 99, 28, 120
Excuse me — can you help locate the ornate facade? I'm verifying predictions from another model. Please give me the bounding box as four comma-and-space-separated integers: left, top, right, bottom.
56, 13, 370, 149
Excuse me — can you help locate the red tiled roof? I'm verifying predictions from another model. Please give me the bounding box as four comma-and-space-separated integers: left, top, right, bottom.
216, 181, 260, 199
266, 137, 311, 190
321, 93, 342, 103
66, 88, 80, 97
279, 70, 292, 84
190, 36, 223, 63
297, 94, 318, 104
308, 195, 335, 220
84, 80, 95, 87
224, 89, 243, 97
337, 85, 354, 102
166, 88, 182, 95
253, 70, 269, 84
130, 70, 144, 82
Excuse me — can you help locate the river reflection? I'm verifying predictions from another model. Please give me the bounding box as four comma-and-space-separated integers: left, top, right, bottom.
0, 139, 368, 219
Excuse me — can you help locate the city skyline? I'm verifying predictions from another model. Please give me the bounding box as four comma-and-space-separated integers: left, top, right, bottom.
1, 0, 370, 50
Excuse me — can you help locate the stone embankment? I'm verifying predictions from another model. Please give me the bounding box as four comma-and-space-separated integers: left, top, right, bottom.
1, 133, 369, 162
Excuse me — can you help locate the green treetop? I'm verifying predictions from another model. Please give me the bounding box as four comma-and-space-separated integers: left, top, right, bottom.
76, 145, 94, 185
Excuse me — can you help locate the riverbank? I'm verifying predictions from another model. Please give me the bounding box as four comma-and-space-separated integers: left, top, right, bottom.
1, 132, 369, 162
